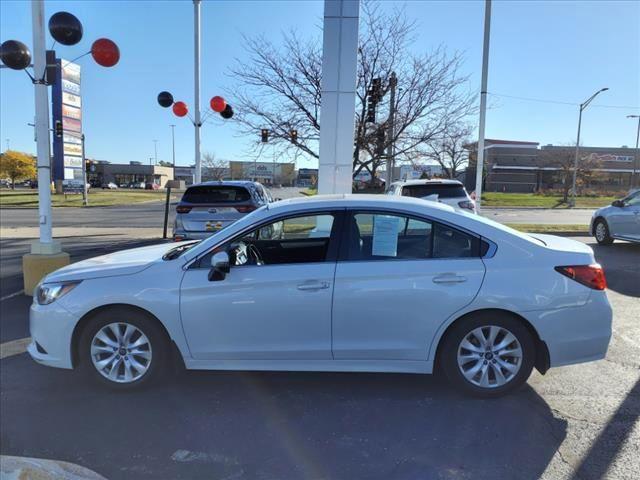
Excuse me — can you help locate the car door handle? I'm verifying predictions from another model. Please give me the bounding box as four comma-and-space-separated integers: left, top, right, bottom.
432, 274, 467, 284
297, 281, 330, 291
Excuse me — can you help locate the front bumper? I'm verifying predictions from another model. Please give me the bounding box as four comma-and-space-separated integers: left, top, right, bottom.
524, 291, 612, 368
28, 300, 77, 369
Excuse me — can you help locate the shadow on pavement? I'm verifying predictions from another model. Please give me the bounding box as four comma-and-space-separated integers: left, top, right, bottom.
590, 240, 640, 297
1, 357, 567, 480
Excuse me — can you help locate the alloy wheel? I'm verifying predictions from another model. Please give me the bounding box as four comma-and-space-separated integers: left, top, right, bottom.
457, 325, 523, 388
90, 322, 153, 383
595, 222, 607, 242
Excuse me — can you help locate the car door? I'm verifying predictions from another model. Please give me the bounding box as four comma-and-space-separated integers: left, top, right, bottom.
608, 192, 640, 238
332, 211, 486, 361
179, 211, 343, 360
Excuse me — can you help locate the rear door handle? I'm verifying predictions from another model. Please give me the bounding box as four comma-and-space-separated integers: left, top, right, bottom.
297, 281, 330, 291
433, 274, 467, 284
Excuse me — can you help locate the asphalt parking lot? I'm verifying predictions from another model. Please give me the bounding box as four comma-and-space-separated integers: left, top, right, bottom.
0, 234, 638, 479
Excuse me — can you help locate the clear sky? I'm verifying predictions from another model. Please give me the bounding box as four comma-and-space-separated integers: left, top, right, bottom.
1, 0, 638, 168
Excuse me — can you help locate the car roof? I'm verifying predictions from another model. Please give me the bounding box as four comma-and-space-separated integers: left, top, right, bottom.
391, 179, 463, 186
188, 180, 262, 188
267, 194, 455, 213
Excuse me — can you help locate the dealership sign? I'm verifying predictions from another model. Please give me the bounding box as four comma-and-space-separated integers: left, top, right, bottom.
52, 59, 84, 187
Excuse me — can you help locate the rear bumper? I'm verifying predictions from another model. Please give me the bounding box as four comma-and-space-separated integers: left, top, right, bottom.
173, 225, 232, 241
523, 291, 612, 368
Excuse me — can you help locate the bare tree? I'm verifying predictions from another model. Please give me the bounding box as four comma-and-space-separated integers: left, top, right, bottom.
420, 124, 472, 179
539, 146, 602, 201
202, 152, 228, 181
228, 2, 475, 184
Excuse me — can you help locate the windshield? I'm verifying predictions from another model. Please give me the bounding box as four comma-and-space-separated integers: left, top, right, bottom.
182, 186, 251, 204
402, 184, 467, 199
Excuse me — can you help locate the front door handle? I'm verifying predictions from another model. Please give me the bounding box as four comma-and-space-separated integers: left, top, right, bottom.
297, 281, 330, 291
433, 274, 467, 284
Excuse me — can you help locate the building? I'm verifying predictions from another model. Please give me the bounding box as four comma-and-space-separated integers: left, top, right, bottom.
465, 139, 639, 193
174, 166, 195, 185
228, 161, 296, 186
87, 161, 174, 188
396, 164, 444, 180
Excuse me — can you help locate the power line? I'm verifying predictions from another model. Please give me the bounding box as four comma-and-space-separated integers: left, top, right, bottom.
488, 92, 639, 110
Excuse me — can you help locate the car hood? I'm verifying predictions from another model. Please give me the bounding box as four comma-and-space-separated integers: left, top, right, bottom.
43, 242, 182, 283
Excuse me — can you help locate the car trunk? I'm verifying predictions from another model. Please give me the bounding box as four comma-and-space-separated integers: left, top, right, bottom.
181, 205, 245, 232
179, 185, 254, 232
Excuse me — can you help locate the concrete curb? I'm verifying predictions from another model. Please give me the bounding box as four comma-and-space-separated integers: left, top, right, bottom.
0, 455, 107, 480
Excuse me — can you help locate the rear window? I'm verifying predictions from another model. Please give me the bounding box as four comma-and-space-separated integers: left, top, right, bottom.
402, 184, 466, 199
182, 185, 251, 204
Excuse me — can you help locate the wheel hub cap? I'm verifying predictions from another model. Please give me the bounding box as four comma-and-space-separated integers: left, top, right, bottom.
457, 325, 523, 389
90, 322, 152, 383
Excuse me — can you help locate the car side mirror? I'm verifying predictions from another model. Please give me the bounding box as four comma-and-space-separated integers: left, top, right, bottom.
611, 200, 625, 207
274, 197, 282, 202
208, 251, 230, 281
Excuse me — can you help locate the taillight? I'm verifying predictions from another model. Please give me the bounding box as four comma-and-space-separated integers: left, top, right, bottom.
235, 205, 256, 213
458, 200, 475, 211
176, 205, 192, 214
555, 264, 607, 290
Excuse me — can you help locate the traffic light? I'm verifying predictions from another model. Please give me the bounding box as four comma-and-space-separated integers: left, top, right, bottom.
261, 128, 269, 143
375, 128, 385, 156
366, 96, 376, 123
366, 77, 383, 123
54, 120, 63, 137
290, 129, 298, 143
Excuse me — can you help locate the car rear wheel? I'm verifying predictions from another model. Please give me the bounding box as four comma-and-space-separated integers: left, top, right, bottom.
439, 312, 535, 397
594, 219, 614, 245
78, 308, 169, 389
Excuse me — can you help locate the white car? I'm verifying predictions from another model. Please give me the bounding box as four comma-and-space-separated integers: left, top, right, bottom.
101, 182, 118, 190
29, 195, 611, 397
387, 179, 476, 213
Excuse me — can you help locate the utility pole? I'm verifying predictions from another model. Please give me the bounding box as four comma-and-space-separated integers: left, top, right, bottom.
474, 0, 491, 213
170, 124, 176, 181
193, 0, 202, 184
627, 115, 640, 188
570, 87, 608, 207
385, 72, 397, 187
153, 139, 158, 165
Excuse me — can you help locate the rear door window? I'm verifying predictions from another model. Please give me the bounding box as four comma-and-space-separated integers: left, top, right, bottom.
401, 184, 466, 199
182, 186, 251, 204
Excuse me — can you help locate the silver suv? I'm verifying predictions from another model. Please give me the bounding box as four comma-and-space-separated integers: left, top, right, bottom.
173, 181, 272, 241
387, 179, 476, 213
590, 189, 640, 244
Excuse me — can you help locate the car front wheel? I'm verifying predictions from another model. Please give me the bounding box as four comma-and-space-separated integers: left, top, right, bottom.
440, 312, 535, 397
594, 219, 614, 245
78, 308, 169, 389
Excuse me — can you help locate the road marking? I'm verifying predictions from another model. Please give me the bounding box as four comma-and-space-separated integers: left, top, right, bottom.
0, 337, 31, 360
0, 290, 24, 302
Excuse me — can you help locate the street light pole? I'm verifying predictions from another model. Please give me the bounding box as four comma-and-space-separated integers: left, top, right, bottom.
570, 87, 608, 207
627, 114, 640, 188
170, 125, 176, 166
193, 0, 202, 184
153, 139, 158, 165
474, 0, 491, 213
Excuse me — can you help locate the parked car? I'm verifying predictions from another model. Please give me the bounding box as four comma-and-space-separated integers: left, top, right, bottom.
145, 182, 160, 190
590, 189, 640, 244
173, 181, 273, 241
101, 182, 118, 190
387, 179, 476, 213
29, 195, 611, 397
127, 182, 145, 189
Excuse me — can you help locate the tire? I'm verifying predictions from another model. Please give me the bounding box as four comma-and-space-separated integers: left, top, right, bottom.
594, 218, 614, 245
439, 311, 535, 398
78, 307, 169, 390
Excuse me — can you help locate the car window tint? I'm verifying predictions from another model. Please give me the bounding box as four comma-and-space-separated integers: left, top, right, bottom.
432, 223, 475, 258
351, 213, 432, 260
402, 184, 466, 199
182, 186, 251, 203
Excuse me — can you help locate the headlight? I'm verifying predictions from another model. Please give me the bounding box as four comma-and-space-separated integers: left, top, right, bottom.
36, 281, 81, 305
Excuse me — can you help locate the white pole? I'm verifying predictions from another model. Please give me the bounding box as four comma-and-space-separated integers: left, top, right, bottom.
31, 0, 56, 250
193, 0, 202, 184
474, 0, 491, 213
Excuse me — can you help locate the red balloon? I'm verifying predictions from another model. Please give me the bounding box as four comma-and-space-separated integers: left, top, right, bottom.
210, 96, 226, 113
91, 38, 120, 67
173, 101, 188, 117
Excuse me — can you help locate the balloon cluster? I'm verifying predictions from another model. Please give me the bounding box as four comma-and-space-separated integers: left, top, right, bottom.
157, 92, 234, 120
0, 11, 119, 72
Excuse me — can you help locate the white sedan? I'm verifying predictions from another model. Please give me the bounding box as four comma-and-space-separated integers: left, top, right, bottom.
29, 195, 612, 397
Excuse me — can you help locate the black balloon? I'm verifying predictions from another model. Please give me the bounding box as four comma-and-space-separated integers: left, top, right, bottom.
157, 91, 174, 108
220, 104, 234, 119
0, 40, 31, 70
48, 12, 83, 46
